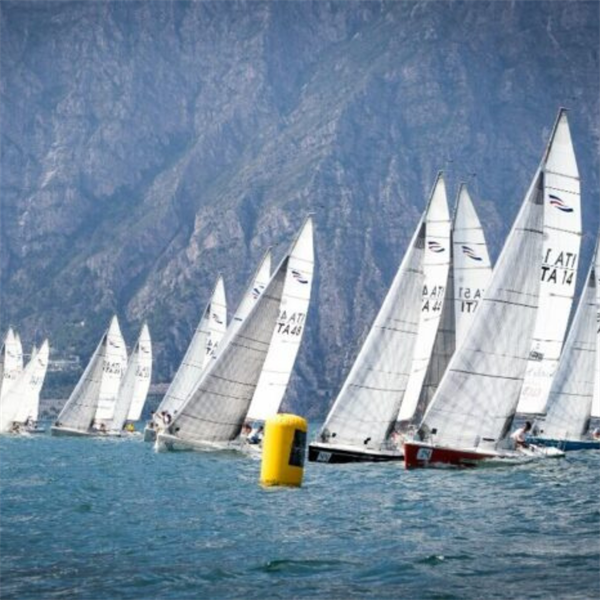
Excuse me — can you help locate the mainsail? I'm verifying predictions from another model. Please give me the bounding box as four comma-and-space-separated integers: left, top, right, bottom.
13, 340, 50, 424
397, 175, 451, 423
156, 276, 227, 418
204, 276, 228, 367
317, 179, 445, 450
516, 111, 581, 416
453, 185, 493, 347
245, 218, 314, 421
408, 185, 492, 426
164, 221, 310, 445
94, 316, 128, 423
110, 323, 153, 430
0, 328, 21, 400
536, 253, 597, 440
418, 109, 574, 451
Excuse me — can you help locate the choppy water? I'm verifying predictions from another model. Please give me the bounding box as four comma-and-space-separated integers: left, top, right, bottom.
1, 425, 598, 600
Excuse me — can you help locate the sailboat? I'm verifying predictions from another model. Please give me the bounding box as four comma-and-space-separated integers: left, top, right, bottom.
0, 328, 22, 401
143, 274, 229, 441
308, 175, 451, 463
109, 323, 152, 434
0, 340, 49, 434
404, 109, 577, 469
155, 217, 313, 453
528, 244, 599, 450
51, 316, 127, 437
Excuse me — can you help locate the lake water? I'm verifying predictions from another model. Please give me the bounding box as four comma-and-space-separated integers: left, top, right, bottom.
1, 425, 598, 600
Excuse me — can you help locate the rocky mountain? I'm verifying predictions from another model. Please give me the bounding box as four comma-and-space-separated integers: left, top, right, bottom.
1, 0, 598, 417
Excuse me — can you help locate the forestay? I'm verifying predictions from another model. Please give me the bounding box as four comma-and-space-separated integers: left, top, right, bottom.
156, 276, 226, 418
246, 218, 314, 421
318, 188, 432, 450
538, 256, 597, 440
94, 316, 128, 423
517, 111, 582, 415
397, 174, 451, 423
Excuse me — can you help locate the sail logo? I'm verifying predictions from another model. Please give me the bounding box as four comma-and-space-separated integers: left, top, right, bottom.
291, 269, 309, 284
548, 194, 574, 213
427, 240, 445, 253
461, 245, 482, 262
212, 312, 224, 324
108, 339, 120, 348
252, 285, 265, 300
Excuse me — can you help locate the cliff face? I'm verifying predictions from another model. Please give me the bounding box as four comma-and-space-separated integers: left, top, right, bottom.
1, 1, 598, 416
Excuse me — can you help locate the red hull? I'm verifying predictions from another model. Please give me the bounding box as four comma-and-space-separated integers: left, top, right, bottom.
404, 442, 497, 469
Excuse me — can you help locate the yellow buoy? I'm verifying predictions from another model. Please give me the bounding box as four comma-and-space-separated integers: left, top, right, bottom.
260, 414, 307, 487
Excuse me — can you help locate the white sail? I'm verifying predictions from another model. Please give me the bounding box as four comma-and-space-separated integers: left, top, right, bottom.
14, 332, 24, 373
592, 241, 600, 420
517, 111, 581, 415
409, 185, 492, 426
397, 175, 451, 423
125, 323, 153, 422
94, 316, 127, 422
109, 323, 153, 429
246, 218, 314, 421
318, 182, 440, 450
156, 276, 226, 417
53, 320, 117, 433
203, 276, 227, 368
453, 185, 493, 347
230, 249, 272, 335
419, 110, 574, 450
12, 340, 50, 424
537, 258, 597, 440
166, 223, 308, 445
0, 328, 21, 400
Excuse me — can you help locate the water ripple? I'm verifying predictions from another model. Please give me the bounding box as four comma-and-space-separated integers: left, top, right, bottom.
0, 428, 598, 600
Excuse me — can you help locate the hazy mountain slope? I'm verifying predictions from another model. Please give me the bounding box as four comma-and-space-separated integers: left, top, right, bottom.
1, 1, 598, 416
